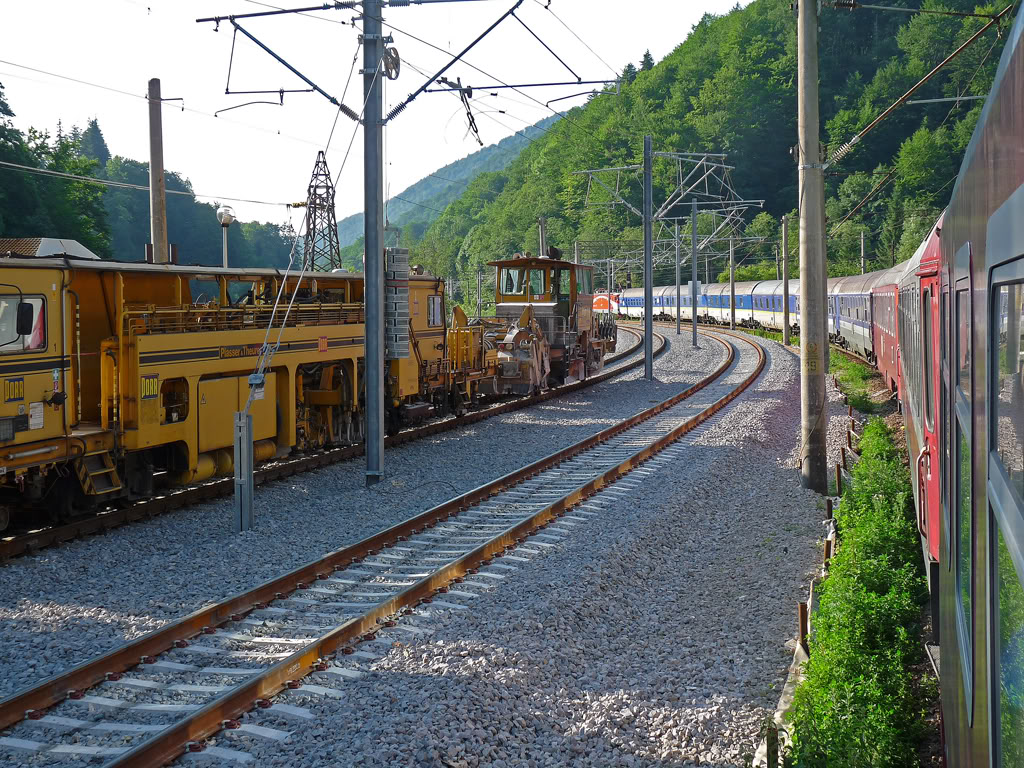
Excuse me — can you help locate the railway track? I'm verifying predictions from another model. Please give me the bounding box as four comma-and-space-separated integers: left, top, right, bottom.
0, 329, 763, 767
0, 326, 660, 562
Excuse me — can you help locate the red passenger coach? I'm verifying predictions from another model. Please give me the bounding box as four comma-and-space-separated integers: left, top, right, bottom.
899, 218, 944, 584
871, 269, 902, 392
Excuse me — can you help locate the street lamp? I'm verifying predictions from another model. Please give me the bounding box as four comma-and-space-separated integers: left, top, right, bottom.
216, 205, 235, 268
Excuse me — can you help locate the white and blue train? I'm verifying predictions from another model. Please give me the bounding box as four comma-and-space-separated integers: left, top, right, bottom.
617, 267, 918, 368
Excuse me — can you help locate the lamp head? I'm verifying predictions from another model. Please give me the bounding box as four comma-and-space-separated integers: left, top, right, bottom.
216, 205, 236, 227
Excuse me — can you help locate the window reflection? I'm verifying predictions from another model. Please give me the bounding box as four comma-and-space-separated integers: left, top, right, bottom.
958, 288, 971, 398
997, 527, 1024, 766
995, 285, 1024, 501
959, 431, 972, 637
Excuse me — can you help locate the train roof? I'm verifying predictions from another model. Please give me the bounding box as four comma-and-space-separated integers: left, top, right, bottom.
0, 255, 366, 280
486, 256, 591, 270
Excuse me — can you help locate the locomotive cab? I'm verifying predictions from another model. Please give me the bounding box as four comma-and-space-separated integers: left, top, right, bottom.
487, 254, 614, 391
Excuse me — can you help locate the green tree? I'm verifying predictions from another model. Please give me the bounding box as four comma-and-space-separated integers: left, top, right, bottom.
79, 118, 110, 169
640, 50, 655, 71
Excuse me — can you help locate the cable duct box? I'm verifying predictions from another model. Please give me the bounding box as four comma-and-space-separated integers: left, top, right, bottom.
385, 248, 410, 359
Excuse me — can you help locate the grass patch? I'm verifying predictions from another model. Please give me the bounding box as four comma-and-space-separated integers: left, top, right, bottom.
828, 352, 878, 414
787, 419, 929, 767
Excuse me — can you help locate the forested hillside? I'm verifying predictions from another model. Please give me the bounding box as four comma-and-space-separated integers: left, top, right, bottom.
407, 0, 1002, 304
336, 116, 558, 247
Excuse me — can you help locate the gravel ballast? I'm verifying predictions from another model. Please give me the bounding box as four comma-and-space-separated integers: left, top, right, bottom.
174, 332, 833, 768
0, 329, 724, 700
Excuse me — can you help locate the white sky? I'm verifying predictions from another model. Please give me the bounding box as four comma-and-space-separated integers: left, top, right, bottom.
1, 0, 749, 229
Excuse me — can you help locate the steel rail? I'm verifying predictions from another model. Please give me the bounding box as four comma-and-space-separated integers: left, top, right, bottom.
106, 330, 764, 767
0, 330, 753, 765
0, 327, 653, 561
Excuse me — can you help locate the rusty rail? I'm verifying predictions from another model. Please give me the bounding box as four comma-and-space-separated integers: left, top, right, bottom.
0, 327, 657, 561
0, 330, 761, 767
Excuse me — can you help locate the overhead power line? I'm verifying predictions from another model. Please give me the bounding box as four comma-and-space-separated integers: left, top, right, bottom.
825, 2, 1013, 168
0, 58, 327, 151
0, 159, 293, 207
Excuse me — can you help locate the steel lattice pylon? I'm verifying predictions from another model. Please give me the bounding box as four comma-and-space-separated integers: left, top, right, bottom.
303, 151, 342, 271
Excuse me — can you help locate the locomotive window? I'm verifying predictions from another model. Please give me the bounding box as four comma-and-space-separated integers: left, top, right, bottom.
581, 270, 593, 294
958, 288, 972, 400
995, 523, 1024, 767
500, 268, 527, 295
0, 296, 46, 354
994, 283, 1024, 502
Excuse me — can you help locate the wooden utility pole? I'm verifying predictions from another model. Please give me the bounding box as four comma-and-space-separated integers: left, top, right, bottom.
783, 215, 790, 346
798, 0, 828, 493
147, 78, 169, 264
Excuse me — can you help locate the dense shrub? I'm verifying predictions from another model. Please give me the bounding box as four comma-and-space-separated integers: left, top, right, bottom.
787, 419, 928, 768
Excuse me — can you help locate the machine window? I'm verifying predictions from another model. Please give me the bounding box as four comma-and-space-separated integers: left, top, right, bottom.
0, 296, 46, 354
581, 269, 593, 294
427, 295, 444, 327
529, 269, 545, 297
995, 524, 1024, 766
555, 269, 571, 296
501, 268, 527, 296
995, 283, 1024, 502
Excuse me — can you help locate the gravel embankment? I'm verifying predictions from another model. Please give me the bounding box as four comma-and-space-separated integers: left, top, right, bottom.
187, 332, 826, 768
0, 329, 725, 699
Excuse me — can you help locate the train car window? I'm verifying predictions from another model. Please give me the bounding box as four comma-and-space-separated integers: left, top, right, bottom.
501, 268, 527, 295
994, 284, 1023, 501
924, 289, 934, 432
958, 288, 972, 399
942, 290, 950, 564
427, 295, 443, 328
0, 296, 46, 354
957, 426, 974, 703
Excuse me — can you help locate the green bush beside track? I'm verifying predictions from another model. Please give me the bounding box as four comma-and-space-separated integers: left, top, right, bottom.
787, 419, 931, 768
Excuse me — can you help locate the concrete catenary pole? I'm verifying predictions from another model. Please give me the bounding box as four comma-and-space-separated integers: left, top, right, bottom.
363, 0, 385, 486
775, 247, 781, 280
643, 135, 654, 381
691, 198, 698, 347
860, 230, 866, 274
783, 214, 791, 346
729, 236, 736, 330
675, 222, 682, 335
798, 0, 828, 493
538, 216, 547, 258
147, 78, 169, 264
